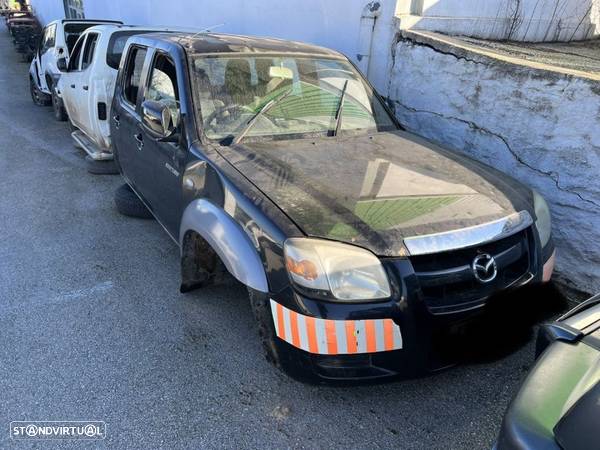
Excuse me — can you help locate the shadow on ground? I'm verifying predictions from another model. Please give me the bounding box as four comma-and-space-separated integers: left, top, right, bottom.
438, 283, 568, 367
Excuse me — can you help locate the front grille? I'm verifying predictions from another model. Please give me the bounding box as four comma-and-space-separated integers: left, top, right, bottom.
410, 228, 533, 314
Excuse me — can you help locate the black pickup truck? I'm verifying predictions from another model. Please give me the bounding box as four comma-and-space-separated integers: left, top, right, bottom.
110, 32, 556, 382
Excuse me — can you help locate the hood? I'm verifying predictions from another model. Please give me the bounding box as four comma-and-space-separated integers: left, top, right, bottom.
217, 131, 534, 256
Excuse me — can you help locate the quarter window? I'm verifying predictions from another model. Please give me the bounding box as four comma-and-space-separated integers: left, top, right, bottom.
123, 47, 148, 107
81, 32, 99, 70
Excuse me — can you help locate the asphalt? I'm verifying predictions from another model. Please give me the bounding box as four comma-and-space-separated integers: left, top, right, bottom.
0, 25, 569, 450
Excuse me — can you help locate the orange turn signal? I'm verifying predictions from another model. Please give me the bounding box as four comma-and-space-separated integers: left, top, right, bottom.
285, 257, 319, 281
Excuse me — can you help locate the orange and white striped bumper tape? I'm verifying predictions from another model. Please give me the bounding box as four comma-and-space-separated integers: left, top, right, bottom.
270, 300, 403, 355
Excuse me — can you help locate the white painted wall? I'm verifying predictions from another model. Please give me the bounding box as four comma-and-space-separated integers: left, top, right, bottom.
397, 0, 600, 41
28, 0, 66, 24
388, 32, 600, 294
29, 0, 398, 92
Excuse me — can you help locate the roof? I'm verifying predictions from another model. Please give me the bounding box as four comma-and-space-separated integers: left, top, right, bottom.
83, 24, 203, 35
142, 32, 344, 58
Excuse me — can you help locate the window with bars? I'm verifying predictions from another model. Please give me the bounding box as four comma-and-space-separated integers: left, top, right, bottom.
63, 0, 84, 19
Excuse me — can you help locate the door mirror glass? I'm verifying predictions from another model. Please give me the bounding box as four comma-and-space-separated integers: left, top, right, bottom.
57, 57, 68, 72
142, 99, 176, 137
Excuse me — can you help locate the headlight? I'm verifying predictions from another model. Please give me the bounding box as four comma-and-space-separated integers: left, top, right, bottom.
284, 238, 391, 301
533, 190, 552, 247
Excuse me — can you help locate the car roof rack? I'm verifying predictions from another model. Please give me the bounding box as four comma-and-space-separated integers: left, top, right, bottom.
60, 19, 123, 24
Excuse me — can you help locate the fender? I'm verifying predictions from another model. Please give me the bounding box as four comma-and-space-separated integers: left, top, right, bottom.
29, 60, 41, 87
179, 199, 269, 293
46, 71, 61, 91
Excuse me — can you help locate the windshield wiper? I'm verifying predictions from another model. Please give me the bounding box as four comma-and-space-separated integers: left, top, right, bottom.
330, 79, 348, 137
232, 87, 294, 145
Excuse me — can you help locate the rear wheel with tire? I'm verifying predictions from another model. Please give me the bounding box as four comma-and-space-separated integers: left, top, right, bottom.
30, 77, 50, 106
51, 85, 68, 121
86, 155, 119, 175
114, 184, 154, 219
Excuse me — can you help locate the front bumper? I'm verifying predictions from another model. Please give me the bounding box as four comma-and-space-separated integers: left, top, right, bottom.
270, 230, 555, 382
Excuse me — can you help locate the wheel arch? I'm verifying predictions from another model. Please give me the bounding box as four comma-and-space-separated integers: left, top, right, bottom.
179, 199, 269, 293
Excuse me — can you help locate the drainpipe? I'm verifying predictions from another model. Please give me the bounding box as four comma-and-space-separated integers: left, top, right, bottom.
356, 1, 382, 78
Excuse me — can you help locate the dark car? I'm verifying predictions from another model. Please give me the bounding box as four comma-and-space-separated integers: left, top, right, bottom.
5, 10, 33, 30
496, 293, 600, 450
10, 17, 41, 61
110, 32, 556, 382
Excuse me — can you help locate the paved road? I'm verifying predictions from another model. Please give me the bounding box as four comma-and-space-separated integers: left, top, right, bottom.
0, 26, 568, 449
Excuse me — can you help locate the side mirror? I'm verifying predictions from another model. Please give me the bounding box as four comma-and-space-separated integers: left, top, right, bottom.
142, 99, 177, 137
56, 57, 67, 72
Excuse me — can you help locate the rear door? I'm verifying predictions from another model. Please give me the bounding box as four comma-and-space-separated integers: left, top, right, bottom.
139, 50, 184, 236
62, 34, 87, 129
112, 45, 153, 202
76, 31, 100, 138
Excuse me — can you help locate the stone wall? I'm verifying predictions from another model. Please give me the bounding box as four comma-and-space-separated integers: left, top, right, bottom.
387, 31, 600, 295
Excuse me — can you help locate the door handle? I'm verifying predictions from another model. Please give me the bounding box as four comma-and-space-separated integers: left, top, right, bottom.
70, 84, 75, 88
134, 133, 144, 151
83, 85, 88, 91
113, 114, 120, 129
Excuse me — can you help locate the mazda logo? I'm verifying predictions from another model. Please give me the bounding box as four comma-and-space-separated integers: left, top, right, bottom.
472, 253, 498, 283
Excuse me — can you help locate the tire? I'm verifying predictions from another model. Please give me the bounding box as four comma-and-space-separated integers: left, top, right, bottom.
114, 184, 154, 219
51, 85, 68, 121
86, 155, 119, 175
248, 288, 282, 367
30, 77, 50, 106
248, 288, 325, 383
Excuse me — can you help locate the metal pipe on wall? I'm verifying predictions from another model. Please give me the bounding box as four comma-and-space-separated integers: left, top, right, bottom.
356, 1, 381, 77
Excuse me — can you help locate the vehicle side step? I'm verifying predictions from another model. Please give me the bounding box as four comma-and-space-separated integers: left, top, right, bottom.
71, 130, 113, 161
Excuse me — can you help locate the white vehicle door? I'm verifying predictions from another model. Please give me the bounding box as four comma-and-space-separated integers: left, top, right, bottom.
61, 34, 86, 129
76, 32, 101, 138
38, 23, 57, 92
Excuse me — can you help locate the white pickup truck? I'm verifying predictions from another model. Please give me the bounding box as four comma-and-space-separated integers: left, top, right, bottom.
29, 19, 122, 119
57, 24, 184, 174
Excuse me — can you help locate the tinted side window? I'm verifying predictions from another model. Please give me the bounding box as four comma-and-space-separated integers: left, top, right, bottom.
123, 47, 148, 107
81, 32, 99, 70
67, 35, 85, 71
106, 31, 148, 70
145, 53, 180, 126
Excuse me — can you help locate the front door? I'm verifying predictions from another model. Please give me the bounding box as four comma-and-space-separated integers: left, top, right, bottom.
38, 23, 56, 92
138, 51, 184, 238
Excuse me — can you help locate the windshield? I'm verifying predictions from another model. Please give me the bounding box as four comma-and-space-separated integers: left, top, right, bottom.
191, 55, 397, 142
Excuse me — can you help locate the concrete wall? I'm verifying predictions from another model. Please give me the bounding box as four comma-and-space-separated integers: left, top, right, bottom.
397, 0, 600, 41
388, 31, 600, 295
